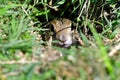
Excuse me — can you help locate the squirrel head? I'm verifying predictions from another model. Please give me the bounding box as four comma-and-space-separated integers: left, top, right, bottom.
50, 18, 73, 47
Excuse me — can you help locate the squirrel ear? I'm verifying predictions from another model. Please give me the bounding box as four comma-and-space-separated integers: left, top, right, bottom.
49, 23, 55, 32
43, 21, 55, 32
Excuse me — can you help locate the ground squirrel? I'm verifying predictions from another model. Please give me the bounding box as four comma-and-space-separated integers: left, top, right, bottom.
50, 18, 84, 47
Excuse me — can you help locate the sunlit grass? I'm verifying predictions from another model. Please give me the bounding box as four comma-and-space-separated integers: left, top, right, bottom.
0, 0, 120, 80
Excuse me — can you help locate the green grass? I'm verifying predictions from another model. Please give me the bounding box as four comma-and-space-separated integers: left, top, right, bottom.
0, 0, 120, 80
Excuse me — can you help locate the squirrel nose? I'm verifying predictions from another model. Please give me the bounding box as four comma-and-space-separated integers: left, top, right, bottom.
59, 35, 67, 42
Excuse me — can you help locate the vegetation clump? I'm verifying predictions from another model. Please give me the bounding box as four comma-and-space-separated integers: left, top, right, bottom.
0, 0, 120, 80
